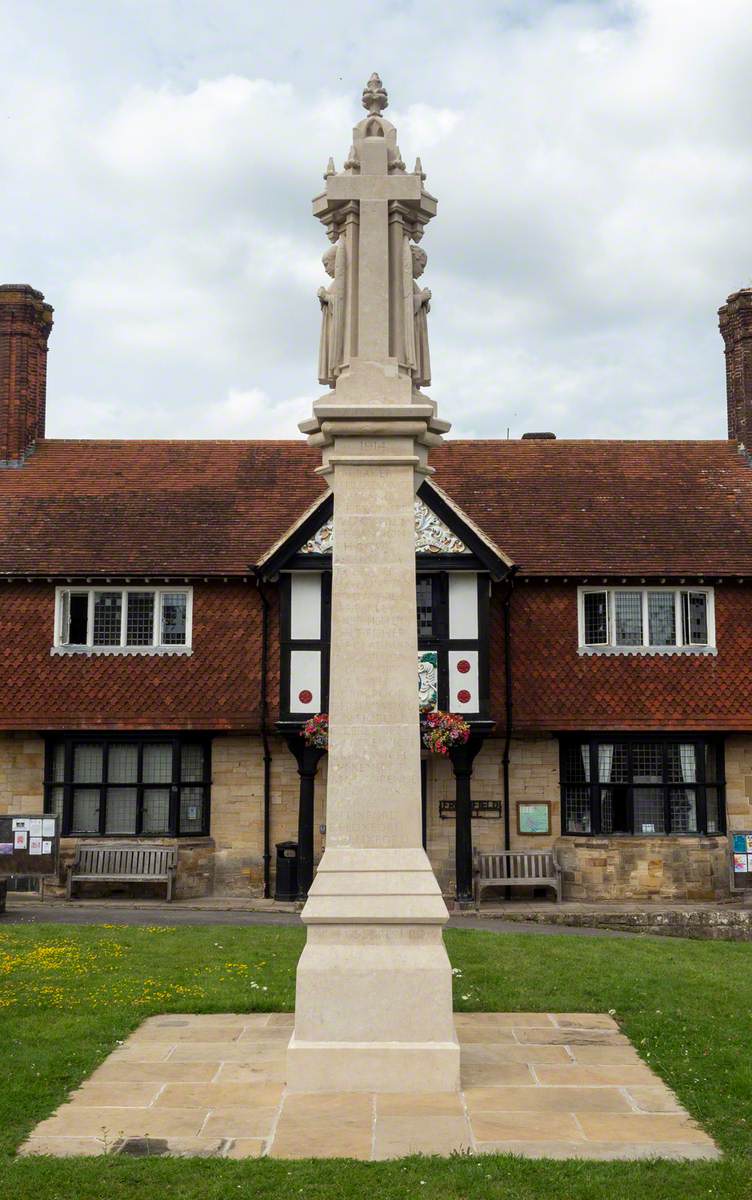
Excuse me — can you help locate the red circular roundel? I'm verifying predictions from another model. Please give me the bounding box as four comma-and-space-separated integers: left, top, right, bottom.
298, 689, 313, 705
457, 689, 471, 704
457, 659, 471, 674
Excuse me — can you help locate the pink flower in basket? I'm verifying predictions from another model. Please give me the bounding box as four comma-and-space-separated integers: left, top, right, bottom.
302, 713, 329, 750
420, 710, 471, 756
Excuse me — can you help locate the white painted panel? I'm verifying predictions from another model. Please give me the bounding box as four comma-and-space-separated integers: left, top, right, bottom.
448, 649, 479, 713
290, 573, 321, 640
290, 649, 321, 713
448, 574, 478, 640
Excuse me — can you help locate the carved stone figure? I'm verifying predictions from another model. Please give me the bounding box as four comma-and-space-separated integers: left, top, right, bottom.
317, 240, 346, 386
403, 241, 431, 388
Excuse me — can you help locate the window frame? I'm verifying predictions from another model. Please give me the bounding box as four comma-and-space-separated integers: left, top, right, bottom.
44, 733, 211, 838
53, 585, 193, 652
558, 734, 725, 838
415, 571, 489, 715
577, 586, 715, 653
278, 570, 331, 721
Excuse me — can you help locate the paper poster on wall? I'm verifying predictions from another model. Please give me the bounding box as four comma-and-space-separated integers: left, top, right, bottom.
42, 819, 55, 838
747, 835, 752, 853
42, 840, 52, 855
748, 854, 752, 872
733, 853, 747, 873
733, 834, 747, 854
14, 831, 27, 850
29, 837, 43, 855
29, 819, 42, 837
0, 843, 12, 855
12, 818, 30, 832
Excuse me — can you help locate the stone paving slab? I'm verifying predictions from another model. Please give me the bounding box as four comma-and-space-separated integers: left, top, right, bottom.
18, 1013, 719, 1161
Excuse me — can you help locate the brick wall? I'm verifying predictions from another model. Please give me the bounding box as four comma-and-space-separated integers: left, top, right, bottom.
0, 285, 53, 464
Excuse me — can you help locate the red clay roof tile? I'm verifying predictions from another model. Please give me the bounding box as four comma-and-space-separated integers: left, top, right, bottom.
1, 438, 751, 576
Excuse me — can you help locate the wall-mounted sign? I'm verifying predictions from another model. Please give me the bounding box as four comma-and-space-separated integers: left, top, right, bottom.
439, 799, 501, 820
730, 833, 752, 891
517, 802, 551, 837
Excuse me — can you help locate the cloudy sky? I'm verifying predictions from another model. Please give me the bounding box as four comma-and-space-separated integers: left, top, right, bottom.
2, 1, 750, 441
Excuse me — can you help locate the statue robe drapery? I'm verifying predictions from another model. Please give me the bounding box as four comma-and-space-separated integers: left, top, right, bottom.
401, 238, 431, 388
318, 240, 346, 386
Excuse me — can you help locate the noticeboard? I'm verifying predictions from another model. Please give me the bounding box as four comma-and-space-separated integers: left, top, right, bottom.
517, 802, 552, 837
0, 814, 59, 877
730, 832, 752, 892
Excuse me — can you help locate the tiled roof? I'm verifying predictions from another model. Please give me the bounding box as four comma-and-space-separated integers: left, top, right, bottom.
2, 438, 752, 576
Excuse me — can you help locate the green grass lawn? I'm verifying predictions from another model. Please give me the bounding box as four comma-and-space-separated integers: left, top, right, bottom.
0, 922, 750, 1199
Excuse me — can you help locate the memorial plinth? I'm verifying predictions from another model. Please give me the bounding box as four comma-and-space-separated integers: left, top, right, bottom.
287, 75, 459, 1093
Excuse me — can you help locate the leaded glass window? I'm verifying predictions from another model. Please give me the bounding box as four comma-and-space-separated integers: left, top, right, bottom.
560, 736, 724, 837
579, 588, 713, 650
55, 587, 191, 650
161, 593, 188, 645
92, 593, 122, 646
44, 736, 209, 837
614, 591, 642, 646
126, 592, 155, 645
583, 591, 608, 645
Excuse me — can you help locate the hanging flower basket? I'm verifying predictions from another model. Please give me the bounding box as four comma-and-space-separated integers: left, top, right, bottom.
301, 712, 328, 750
421, 709, 471, 756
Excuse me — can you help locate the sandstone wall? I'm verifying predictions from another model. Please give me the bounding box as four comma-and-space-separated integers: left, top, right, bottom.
425, 736, 560, 894
722, 735, 752, 833
554, 836, 729, 901
0, 732, 45, 814
0, 730, 743, 903
210, 733, 327, 897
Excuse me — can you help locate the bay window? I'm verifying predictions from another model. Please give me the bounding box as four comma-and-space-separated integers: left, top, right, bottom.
560, 736, 724, 836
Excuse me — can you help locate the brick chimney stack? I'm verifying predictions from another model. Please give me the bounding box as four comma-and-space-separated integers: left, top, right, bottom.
0, 284, 54, 466
719, 288, 752, 443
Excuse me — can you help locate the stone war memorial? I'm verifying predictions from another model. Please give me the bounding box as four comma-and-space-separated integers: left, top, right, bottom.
18, 76, 720, 1162
288, 70, 459, 1095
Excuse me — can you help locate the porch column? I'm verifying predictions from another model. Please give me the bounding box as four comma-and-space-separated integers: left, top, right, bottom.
449, 735, 485, 904
283, 735, 326, 900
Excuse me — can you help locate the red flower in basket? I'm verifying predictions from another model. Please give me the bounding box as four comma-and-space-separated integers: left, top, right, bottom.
420, 710, 471, 756
302, 713, 328, 750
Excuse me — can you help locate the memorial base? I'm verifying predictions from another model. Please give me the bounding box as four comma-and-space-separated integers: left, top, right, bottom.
286, 1040, 460, 1094
287, 848, 460, 1094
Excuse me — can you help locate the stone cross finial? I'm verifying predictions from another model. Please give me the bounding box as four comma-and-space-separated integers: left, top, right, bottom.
362, 72, 388, 115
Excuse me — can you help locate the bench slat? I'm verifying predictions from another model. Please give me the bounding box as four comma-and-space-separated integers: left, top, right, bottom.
68, 842, 177, 902
473, 849, 561, 907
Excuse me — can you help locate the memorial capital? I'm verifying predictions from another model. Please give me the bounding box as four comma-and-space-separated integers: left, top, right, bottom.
305, 74, 448, 458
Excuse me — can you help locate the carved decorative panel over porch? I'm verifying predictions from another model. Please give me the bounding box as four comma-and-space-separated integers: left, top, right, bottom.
300, 497, 468, 556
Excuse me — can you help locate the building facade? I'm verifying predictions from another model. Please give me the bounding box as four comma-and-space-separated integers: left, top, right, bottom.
3, 281, 752, 903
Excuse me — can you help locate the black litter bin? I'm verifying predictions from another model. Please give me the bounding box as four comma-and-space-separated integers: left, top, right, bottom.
274, 841, 299, 901
0, 879, 6, 915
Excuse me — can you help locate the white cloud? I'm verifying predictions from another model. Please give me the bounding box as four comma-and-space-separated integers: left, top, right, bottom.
1, 0, 750, 443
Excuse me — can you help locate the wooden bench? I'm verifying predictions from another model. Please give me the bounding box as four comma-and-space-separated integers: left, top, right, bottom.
473, 849, 562, 908
66, 843, 177, 902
